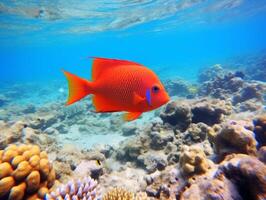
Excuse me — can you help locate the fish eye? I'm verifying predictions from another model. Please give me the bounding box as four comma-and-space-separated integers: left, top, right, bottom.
152, 85, 160, 93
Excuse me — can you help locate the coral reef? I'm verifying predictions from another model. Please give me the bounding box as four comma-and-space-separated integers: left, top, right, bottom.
253, 115, 266, 148
163, 78, 197, 97
160, 101, 192, 131
179, 145, 213, 177
198, 65, 266, 112
220, 154, 266, 200
198, 64, 226, 83
212, 120, 257, 156
0, 144, 55, 200
179, 170, 240, 200
191, 99, 232, 126
45, 177, 100, 200
0, 120, 56, 153
160, 98, 232, 130
179, 154, 266, 200
102, 187, 133, 200
0, 56, 266, 200
242, 51, 266, 82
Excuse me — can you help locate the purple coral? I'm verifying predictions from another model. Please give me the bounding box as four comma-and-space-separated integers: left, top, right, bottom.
45, 177, 101, 200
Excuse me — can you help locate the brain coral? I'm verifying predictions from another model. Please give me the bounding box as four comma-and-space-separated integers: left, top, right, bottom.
45, 177, 100, 200
0, 144, 55, 200
102, 188, 133, 200
179, 145, 213, 177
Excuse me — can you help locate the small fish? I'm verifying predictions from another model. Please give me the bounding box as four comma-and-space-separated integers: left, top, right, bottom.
63, 57, 170, 121
96, 160, 101, 166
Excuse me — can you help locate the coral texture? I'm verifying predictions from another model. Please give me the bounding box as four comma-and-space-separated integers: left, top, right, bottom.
179, 154, 266, 200
191, 99, 232, 126
220, 154, 266, 200
179, 145, 213, 176
213, 120, 257, 156
253, 115, 266, 148
160, 101, 192, 131
102, 187, 133, 200
45, 177, 100, 200
0, 144, 55, 200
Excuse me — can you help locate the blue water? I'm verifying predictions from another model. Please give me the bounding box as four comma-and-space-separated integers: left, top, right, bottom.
0, 1, 266, 83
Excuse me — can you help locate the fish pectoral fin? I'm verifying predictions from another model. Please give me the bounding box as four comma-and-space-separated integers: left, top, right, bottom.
123, 112, 142, 121
133, 92, 145, 105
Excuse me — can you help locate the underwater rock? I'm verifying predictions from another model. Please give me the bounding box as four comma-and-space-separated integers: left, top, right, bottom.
244, 52, 266, 82
212, 120, 257, 156
160, 101, 192, 131
258, 146, 266, 164
122, 123, 138, 136
219, 154, 266, 200
29, 113, 58, 131
199, 71, 244, 100
0, 121, 24, 149
43, 127, 59, 135
198, 64, 226, 83
191, 98, 232, 126
0, 94, 9, 107
116, 138, 143, 162
74, 160, 103, 180
53, 145, 105, 182
163, 78, 190, 97
234, 98, 264, 112
253, 115, 266, 148
179, 170, 241, 200
144, 166, 179, 199
179, 145, 213, 177
99, 167, 146, 194
149, 130, 174, 150
232, 82, 266, 105
138, 153, 168, 173
184, 123, 210, 144
46, 177, 100, 200
199, 67, 266, 112
22, 104, 36, 114
0, 144, 55, 200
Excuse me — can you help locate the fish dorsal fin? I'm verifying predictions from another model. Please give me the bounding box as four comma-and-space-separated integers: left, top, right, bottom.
92, 57, 142, 81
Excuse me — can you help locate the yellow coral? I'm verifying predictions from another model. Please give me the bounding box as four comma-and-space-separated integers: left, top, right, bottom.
0, 144, 55, 200
179, 145, 213, 176
103, 188, 134, 200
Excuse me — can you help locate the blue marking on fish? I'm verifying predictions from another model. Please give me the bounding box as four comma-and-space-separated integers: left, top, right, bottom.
146, 88, 151, 106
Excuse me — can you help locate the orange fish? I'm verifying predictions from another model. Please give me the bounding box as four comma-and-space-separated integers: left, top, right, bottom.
63, 57, 170, 121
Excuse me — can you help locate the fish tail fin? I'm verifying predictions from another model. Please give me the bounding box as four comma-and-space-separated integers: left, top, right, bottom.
62, 70, 93, 106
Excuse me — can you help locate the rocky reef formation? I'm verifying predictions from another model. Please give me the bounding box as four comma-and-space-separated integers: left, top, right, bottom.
160, 98, 232, 128
180, 153, 266, 200
253, 115, 266, 148
179, 145, 213, 177
212, 120, 257, 157
0, 144, 55, 200
198, 65, 266, 112
163, 78, 198, 98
